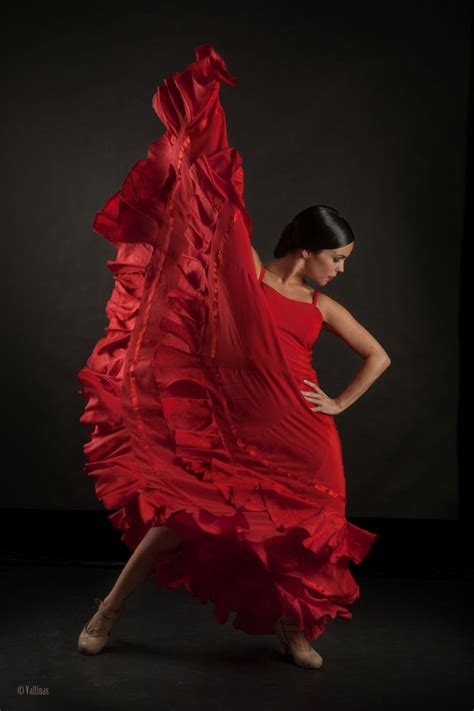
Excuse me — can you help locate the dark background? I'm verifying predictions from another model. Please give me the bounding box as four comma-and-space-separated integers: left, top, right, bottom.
2, 4, 470, 558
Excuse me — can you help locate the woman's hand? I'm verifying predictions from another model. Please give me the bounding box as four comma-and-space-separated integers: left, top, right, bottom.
300, 379, 343, 415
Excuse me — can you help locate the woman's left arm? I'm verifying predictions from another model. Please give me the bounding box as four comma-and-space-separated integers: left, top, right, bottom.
301, 293, 391, 415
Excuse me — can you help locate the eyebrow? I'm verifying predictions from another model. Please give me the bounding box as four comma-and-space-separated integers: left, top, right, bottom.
333, 254, 348, 258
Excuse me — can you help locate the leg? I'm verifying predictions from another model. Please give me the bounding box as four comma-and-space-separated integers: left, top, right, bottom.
104, 525, 182, 609
85, 525, 182, 635
279, 615, 313, 652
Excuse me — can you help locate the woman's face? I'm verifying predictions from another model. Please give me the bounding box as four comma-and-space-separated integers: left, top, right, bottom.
305, 242, 354, 286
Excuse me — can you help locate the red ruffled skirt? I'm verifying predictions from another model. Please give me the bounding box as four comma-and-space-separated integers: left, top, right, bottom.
77, 44, 379, 641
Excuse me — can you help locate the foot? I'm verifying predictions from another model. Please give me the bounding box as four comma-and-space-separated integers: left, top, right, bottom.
279, 617, 313, 653
282, 628, 313, 653
84, 597, 122, 637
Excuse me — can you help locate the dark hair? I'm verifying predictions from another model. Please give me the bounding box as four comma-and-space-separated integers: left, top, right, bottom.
273, 205, 354, 259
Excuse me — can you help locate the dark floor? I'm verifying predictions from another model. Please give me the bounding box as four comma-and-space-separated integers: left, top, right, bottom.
0, 564, 473, 711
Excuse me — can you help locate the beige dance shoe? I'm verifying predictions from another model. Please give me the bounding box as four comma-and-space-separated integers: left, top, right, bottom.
274, 618, 323, 669
77, 597, 122, 655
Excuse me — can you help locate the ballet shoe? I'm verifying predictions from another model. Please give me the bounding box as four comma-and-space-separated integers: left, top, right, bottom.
274, 618, 323, 669
77, 597, 122, 655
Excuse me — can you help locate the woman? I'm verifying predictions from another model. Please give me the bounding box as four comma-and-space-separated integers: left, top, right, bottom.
77, 45, 390, 669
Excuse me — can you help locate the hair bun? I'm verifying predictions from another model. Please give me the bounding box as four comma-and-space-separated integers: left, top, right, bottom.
273, 205, 354, 260
274, 221, 297, 258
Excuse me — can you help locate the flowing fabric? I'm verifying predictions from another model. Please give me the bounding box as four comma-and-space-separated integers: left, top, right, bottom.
77, 44, 378, 641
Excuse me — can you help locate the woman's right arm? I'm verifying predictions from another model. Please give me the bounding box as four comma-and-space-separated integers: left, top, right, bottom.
251, 246, 262, 279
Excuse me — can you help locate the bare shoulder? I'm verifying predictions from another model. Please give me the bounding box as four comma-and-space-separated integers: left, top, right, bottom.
251, 246, 263, 278
316, 291, 355, 328
316, 292, 391, 361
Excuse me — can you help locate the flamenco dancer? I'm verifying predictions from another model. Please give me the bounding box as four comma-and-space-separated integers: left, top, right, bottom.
76, 45, 391, 669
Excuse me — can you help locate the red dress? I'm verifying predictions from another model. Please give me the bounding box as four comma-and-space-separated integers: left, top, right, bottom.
77, 44, 378, 641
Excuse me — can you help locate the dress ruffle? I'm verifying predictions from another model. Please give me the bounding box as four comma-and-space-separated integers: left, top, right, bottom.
77, 44, 378, 641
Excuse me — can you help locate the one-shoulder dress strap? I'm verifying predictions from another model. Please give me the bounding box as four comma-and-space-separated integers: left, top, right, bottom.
312, 289, 319, 305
